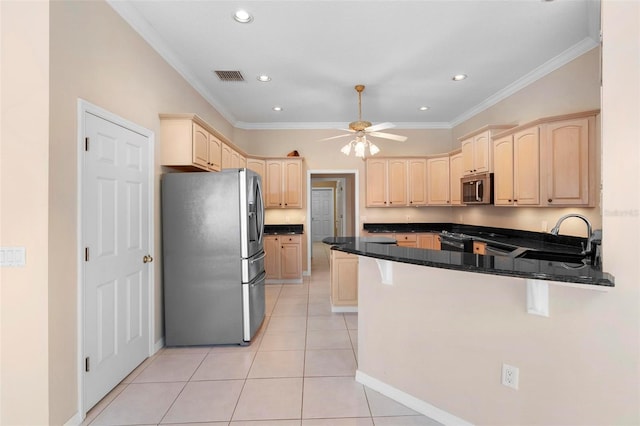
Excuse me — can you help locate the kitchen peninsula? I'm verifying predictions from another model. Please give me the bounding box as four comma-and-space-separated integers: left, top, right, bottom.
326, 225, 615, 425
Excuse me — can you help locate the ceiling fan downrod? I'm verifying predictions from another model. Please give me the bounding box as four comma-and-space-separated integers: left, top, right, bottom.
349, 84, 372, 131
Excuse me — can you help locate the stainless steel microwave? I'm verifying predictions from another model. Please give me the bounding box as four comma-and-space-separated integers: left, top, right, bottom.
461, 173, 493, 204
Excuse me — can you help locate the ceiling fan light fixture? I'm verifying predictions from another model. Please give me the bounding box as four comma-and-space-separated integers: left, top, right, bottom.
354, 140, 366, 158
340, 143, 352, 155
369, 143, 380, 156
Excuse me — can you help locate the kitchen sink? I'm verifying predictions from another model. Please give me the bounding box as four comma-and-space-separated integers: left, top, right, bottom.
515, 249, 587, 264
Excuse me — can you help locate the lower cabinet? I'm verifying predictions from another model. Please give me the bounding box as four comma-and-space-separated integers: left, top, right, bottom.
395, 233, 441, 249
264, 235, 302, 283
330, 250, 358, 310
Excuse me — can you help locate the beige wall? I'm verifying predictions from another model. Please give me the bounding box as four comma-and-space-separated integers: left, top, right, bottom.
0, 2, 50, 424
357, 3, 639, 424
47, 1, 235, 423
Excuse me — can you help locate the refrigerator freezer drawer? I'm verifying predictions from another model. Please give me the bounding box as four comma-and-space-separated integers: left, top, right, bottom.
242, 271, 266, 342
242, 250, 265, 283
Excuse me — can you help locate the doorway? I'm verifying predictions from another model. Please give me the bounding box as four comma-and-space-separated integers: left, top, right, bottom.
77, 100, 155, 414
306, 170, 359, 275
311, 187, 335, 242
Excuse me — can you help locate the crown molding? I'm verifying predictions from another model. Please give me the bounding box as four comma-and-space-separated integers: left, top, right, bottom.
234, 121, 453, 130
449, 37, 599, 127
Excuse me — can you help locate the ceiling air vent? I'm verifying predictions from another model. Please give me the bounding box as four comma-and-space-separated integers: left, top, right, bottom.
214, 70, 245, 82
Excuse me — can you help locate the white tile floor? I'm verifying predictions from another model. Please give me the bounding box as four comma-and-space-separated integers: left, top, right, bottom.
83, 243, 442, 426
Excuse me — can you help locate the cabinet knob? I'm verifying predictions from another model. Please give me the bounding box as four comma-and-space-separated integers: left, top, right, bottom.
508, 199, 512, 202
548, 198, 553, 203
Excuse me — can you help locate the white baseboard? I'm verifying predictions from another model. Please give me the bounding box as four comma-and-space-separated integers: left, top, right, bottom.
63, 411, 83, 426
154, 337, 165, 354
355, 370, 474, 426
331, 305, 358, 313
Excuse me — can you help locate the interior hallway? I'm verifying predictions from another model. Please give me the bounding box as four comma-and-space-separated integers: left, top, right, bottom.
82, 242, 440, 425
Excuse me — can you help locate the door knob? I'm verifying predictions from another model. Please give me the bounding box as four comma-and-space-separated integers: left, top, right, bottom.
143, 255, 154, 263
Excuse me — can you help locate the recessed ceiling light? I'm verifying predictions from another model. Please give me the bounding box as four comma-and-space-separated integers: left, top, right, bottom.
419, 106, 430, 111
452, 74, 468, 81
233, 9, 253, 23
272, 106, 283, 112
257, 75, 271, 82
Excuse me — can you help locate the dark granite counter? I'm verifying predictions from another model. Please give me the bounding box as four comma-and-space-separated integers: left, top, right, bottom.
264, 224, 304, 235
330, 238, 613, 287
363, 223, 587, 255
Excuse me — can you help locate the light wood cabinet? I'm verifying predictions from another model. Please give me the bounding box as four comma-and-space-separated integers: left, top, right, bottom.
264, 234, 302, 282
247, 158, 266, 182
427, 156, 450, 205
395, 233, 418, 248
461, 132, 491, 175
449, 152, 464, 205
493, 126, 540, 206
542, 116, 594, 206
265, 159, 302, 208
330, 250, 358, 308
459, 125, 515, 176
221, 143, 246, 170
161, 117, 223, 171
407, 159, 427, 206
473, 241, 487, 255
365, 158, 408, 207
417, 233, 440, 250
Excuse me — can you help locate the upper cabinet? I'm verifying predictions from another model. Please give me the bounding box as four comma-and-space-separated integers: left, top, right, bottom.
492, 111, 598, 207
449, 152, 464, 205
542, 116, 595, 206
365, 158, 407, 207
459, 125, 515, 176
407, 159, 427, 206
427, 155, 450, 205
247, 158, 266, 183
493, 126, 541, 206
265, 158, 302, 209
161, 116, 224, 171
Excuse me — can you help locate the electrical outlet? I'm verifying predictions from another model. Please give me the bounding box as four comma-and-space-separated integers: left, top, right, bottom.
502, 363, 519, 390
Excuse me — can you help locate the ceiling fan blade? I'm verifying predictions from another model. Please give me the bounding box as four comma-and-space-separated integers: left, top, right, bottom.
366, 122, 395, 132
368, 131, 408, 142
319, 133, 352, 142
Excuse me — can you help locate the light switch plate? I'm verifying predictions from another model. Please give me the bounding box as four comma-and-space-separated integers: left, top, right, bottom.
0, 247, 26, 267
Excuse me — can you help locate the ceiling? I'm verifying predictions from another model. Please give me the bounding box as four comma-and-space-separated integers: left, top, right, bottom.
108, 0, 600, 130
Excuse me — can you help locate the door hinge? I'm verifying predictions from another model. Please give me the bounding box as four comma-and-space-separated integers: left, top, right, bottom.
85, 356, 90, 372
85, 247, 89, 262
85, 137, 89, 151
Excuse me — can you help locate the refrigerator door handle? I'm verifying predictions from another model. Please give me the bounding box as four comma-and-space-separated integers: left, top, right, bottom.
250, 252, 266, 263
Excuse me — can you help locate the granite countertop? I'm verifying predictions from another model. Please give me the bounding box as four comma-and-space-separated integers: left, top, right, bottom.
330, 238, 614, 287
328, 223, 614, 287
322, 236, 397, 245
363, 223, 587, 255
264, 224, 304, 235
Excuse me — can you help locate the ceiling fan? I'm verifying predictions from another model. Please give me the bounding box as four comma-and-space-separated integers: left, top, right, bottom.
323, 85, 408, 158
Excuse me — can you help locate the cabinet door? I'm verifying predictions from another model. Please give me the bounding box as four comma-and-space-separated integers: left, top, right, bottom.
265, 161, 283, 208
449, 153, 464, 205
192, 123, 209, 168
221, 143, 233, 169
493, 135, 514, 206
544, 117, 591, 205
461, 138, 474, 175
387, 159, 407, 206
280, 239, 301, 279
230, 150, 241, 168
331, 251, 358, 306
407, 159, 427, 206
513, 127, 540, 205
417, 233, 435, 249
283, 160, 302, 208
366, 158, 387, 207
427, 156, 450, 205
473, 131, 491, 173
264, 236, 280, 279
395, 233, 417, 248
247, 158, 266, 183
207, 134, 222, 171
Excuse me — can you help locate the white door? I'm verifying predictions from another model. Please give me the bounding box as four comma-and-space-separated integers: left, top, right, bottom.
311, 188, 334, 242
82, 110, 152, 412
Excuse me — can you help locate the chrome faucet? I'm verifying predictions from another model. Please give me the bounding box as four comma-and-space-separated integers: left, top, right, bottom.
550, 213, 593, 254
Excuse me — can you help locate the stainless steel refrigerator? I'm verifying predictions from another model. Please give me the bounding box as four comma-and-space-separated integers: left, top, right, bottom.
162, 169, 265, 346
